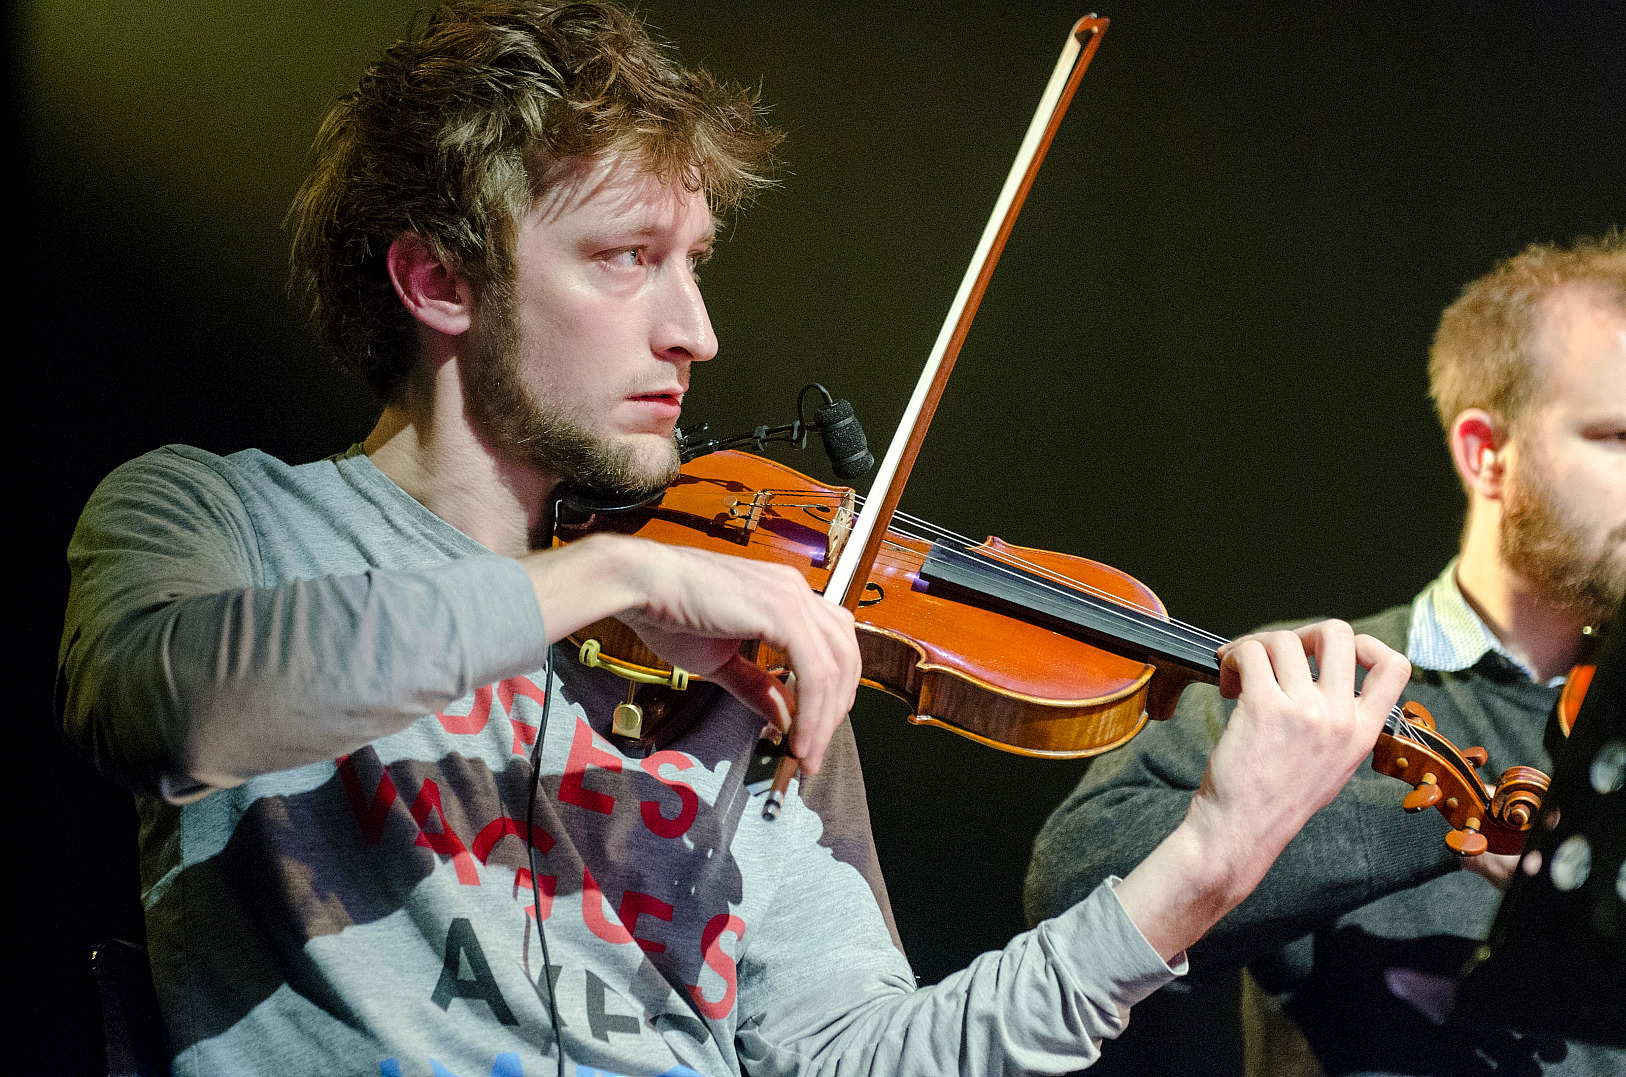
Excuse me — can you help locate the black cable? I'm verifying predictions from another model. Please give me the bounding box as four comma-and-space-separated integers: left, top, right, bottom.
527, 504, 566, 1077
795, 382, 835, 439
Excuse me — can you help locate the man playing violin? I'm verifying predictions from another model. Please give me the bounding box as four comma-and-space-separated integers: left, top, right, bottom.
58, 3, 1410, 1074
1027, 233, 1626, 1076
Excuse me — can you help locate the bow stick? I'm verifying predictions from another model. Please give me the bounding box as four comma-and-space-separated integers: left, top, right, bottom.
822, 16, 1109, 611
765, 16, 1109, 817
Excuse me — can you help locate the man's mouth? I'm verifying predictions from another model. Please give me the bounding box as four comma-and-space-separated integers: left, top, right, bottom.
626, 390, 684, 419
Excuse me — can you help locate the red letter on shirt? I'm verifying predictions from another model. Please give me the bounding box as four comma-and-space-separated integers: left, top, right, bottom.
472, 816, 557, 915
559, 718, 620, 814
337, 750, 397, 845
436, 684, 492, 735
517, 872, 558, 921
638, 751, 699, 839
472, 817, 555, 864
617, 891, 675, 954
498, 675, 548, 756
410, 778, 480, 885
581, 866, 634, 945
688, 913, 746, 1019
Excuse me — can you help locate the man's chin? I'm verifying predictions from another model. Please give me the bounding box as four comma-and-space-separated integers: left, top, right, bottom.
568, 433, 680, 496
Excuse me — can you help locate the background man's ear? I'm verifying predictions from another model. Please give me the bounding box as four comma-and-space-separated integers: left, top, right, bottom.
386, 233, 473, 336
1449, 409, 1508, 499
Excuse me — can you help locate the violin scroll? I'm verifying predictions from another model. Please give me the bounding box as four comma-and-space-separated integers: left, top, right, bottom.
1487, 766, 1551, 831
1371, 701, 1550, 857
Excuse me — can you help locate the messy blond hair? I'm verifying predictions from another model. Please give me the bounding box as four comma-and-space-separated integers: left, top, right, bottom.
1429, 231, 1626, 439
288, 1, 781, 400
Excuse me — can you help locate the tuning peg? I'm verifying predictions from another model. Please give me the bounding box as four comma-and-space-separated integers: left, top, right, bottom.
1403, 775, 1443, 812
1462, 746, 1487, 768
1445, 819, 1489, 857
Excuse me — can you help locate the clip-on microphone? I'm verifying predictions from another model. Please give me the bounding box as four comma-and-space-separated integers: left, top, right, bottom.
676, 383, 875, 480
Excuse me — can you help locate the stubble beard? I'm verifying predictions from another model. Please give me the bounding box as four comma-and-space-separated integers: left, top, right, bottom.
1500, 446, 1626, 627
464, 295, 681, 498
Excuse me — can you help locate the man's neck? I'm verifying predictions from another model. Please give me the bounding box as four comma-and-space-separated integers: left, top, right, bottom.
364, 361, 556, 558
1455, 513, 1588, 683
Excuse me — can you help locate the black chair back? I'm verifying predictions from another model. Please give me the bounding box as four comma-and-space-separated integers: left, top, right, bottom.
92, 939, 168, 1077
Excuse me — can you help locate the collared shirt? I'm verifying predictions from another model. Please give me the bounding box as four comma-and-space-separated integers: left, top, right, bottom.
1407, 558, 1568, 687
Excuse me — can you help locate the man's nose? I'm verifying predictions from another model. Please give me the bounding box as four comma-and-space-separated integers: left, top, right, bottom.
653, 265, 718, 363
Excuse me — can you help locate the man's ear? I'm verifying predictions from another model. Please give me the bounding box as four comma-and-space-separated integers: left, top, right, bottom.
386, 233, 473, 336
1449, 409, 1508, 499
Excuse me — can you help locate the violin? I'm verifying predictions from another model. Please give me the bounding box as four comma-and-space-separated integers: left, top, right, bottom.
560, 447, 1214, 758
559, 445, 1564, 857
560, 448, 1554, 850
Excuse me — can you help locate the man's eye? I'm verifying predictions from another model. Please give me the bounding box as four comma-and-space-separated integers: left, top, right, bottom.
607, 248, 643, 268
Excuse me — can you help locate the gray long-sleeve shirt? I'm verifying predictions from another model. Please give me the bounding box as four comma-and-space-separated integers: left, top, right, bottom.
62, 444, 1180, 1077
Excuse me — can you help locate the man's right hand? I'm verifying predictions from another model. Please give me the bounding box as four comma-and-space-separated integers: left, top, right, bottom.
1114, 620, 1411, 961
521, 534, 860, 774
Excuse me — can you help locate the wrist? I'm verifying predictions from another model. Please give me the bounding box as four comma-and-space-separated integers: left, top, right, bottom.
1117, 818, 1249, 962
579, 532, 653, 610
1177, 794, 1294, 902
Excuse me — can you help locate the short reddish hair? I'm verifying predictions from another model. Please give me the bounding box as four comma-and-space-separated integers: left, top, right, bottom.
1429, 231, 1626, 438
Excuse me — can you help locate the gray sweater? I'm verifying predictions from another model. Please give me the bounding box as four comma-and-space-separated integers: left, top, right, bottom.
1025, 604, 1622, 1075
62, 444, 1180, 1077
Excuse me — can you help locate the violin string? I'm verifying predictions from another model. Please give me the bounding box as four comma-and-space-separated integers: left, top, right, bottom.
875, 500, 1229, 646
874, 524, 1419, 739
877, 515, 1197, 632
870, 524, 1245, 673
860, 497, 1231, 651
850, 497, 1422, 740
869, 528, 1253, 672
769, 491, 1419, 739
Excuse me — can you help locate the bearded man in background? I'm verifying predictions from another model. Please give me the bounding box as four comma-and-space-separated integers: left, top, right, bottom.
1026, 233, 1626, 1076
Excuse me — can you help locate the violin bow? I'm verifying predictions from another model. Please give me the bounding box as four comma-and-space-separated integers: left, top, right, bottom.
823, 16, 1110, 611
764, 17, 1109, 815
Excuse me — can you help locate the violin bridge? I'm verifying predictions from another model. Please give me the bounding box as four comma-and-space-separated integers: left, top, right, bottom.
825, 489, 857, 567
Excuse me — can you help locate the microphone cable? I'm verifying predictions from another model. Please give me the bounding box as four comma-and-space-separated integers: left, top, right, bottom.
527, 502, 566, 1077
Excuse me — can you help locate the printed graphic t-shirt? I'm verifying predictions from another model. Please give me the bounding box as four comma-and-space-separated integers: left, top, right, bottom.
61, 445, 1178, 1077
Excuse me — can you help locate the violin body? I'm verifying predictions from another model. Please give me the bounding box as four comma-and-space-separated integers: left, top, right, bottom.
558, 451, 1212, 758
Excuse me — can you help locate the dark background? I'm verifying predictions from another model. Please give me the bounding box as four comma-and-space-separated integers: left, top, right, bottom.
14, 2, 1624, 1073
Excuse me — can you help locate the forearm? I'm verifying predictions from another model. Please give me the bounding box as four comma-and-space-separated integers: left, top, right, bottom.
520, 533, 649, 641
63, 553, 549, 798
1034, 770, 1456, 967
1114, 817, 1248, 963
1025, 775, 1192, 927
741, 882, 1179, 1077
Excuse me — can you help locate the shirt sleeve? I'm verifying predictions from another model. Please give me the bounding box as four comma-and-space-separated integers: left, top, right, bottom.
58, 448, 550, 802
730, 720, 1181, 1076
736, 871, 1179, 1076
1023, 679, 1460, 970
